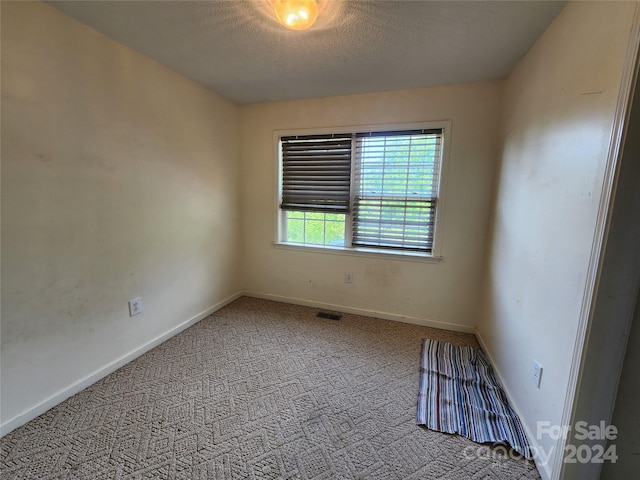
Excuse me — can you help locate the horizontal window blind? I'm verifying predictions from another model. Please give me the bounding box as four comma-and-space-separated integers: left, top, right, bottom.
280, 134, 352, 213
352, 129, 443, 252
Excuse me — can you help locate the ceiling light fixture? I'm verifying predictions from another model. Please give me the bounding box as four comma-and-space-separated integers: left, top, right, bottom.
274, 0, 319, 31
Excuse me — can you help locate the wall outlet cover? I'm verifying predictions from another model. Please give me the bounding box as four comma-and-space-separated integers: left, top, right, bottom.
129, 297, 142, 317
533, 360, 543, 389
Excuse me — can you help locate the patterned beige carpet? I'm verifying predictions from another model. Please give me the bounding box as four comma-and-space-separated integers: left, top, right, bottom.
0, 297, 541, 479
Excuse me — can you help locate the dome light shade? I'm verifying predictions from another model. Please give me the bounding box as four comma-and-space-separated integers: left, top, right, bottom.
274, 0, 319, 30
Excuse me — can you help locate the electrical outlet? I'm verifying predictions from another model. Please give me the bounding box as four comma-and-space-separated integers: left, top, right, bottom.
532, 360, 543, 389
129, 297, 142, 317
345, 272, 353, 283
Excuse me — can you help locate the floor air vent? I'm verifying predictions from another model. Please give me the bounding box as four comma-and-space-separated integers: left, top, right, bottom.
316, 311, 342, 321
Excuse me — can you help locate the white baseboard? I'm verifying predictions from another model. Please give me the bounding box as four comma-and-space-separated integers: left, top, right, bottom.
0, 292, 242, 437
243, 291, 475, 334
475, 328, 552, 480
1, 291, 472, 437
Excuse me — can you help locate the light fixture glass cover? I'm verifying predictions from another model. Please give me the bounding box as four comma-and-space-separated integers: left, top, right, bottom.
274, 0, 319, 30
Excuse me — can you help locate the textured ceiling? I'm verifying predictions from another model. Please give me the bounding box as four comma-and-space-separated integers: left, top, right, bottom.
48, 0, 566, 104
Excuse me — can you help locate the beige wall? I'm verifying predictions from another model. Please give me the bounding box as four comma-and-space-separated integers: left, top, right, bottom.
238, 82, 503, 331
477, 2, 638, 479
1, 1, 241, 430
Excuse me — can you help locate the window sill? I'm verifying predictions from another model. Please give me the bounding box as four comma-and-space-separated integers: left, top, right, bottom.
272, 242, 443, 263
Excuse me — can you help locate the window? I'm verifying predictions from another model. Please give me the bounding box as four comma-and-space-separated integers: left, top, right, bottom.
278, 124, 447, 257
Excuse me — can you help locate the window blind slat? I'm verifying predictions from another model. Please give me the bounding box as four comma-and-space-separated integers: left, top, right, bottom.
281, 134, 352, 213
352, 130, 443, 253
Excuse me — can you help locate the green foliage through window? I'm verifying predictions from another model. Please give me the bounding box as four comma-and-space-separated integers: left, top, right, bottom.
286, 211, 345, 246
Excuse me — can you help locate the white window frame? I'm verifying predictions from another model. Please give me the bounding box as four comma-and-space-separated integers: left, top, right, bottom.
274, 121, 451, 262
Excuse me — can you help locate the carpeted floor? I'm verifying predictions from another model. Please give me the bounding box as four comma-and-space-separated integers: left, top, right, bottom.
0, 297, 541, 479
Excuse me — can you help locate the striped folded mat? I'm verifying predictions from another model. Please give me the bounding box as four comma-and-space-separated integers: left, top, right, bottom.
417, 339, 532, 459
